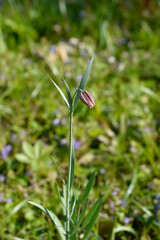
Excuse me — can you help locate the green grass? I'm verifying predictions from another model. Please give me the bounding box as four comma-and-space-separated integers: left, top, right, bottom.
1, 0, 160, 239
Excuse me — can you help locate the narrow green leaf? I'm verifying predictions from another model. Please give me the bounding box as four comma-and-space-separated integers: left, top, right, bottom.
43, 68, 70, 110
73, 57, 94, 111
114, 226, 137, 236
81, 195, 103, 230
49, 155, 65, 184
63, 78, 72, 106
28, 201, 65, 240
54, 182, 66, 209
70, 188, 79, 220
80, 171, 96, 204
70, 199, 89, 237
124, 169, 137, 201
70, 142, 75, 189
83, 202, 102, 240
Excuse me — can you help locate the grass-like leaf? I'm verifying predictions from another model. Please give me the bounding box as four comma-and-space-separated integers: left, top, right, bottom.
80, 171, 96, 204
63, 78, 72, 107
54, 182, 66, 209
49, 155, 65, 184
28, 201, 65, 240
73, 57, 94, 112
111, 226, 137, 240
70, 199, 89, 237
43, 68, 70, 110
83, 201, 102, 240
81, 195, 103, 230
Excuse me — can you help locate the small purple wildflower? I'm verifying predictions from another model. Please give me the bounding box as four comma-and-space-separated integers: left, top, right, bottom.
76, 74, 82, 82
112, 187, 119, 196
6, 197, 13, 203
11, 132, 16, 142
1, 144, 12, 159
0, 174, 6, 182
109, 200, 115, 211
25, 170, 31, 177
123, 217, 131, 224
79, 10, 86, 18
49, 45, 57, 53
80, 49, 87, 57
144, 127, 150, 133
73, 140, 82, 150
60, 138, 67, 146
61, 119, 67, 125
20, 130, 26, 137
148, 184, 154, 190
100, 168, 106, 175
53, 118, 60, 126
118, 200, 128, 206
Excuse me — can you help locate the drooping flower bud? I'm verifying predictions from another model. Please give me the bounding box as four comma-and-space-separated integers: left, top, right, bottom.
80, 90, 95, 108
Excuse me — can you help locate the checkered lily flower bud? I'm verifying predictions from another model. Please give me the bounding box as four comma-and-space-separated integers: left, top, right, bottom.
80, 90, 95, 108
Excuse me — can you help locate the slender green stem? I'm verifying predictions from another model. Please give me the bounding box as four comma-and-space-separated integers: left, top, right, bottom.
66, 110, 73, 240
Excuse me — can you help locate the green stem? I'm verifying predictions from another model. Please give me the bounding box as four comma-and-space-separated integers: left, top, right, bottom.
66, 111, 73, 240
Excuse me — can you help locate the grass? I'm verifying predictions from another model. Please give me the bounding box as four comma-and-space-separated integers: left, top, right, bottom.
0, 0, 160, 239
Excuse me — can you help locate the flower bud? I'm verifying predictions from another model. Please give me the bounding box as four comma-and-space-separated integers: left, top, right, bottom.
80, 91, 95, 108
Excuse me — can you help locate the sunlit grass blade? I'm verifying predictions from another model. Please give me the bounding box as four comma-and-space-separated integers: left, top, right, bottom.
140, 86, 160, 103
70, 142, 75, 189
70, 199, 89, 237
112, 226, 137, 240
43, 68, 70, 110
0, 234, 24, 240
80, 171, 96, 204
49, 155, 65, 184
73, 57, 94, 111
81, 195, 103, 230
83, 201, 102, 240
63, 78, 72, 106
124, 169, 137, 201
28, 201, 65, 240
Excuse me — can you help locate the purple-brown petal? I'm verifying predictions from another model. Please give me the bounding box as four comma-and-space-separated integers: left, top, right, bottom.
80, 91, 95, 108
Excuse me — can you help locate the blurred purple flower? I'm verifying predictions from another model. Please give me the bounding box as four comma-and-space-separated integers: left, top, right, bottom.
49, 45, 57, 53
100, 168, 106, 175
61, 119, 67, 125
73, 140, 82, 150
1, 144, 12, 159
81, 49, 87, 57
60, 138, 67, 146
123, 217, 131, 224
20, 130, 26, 137
53, 118, 60, 126
79, 10, 86, 18
11, 132, 16, 142
112, 187, 119, 196
127, 119, 132, 126
109, 200, 115, 211
0, 73, 6, 83
6, 197, 13, 203
25, 170, 31, 176
118, 199, 128, 206
0, 174, 6, 182
76, 74, 82, 82
148, 184, 154, 190
144, 127, 150, 133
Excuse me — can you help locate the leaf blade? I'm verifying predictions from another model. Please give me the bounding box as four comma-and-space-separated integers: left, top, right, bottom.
63, 78, 72, 106
83, 202, 102, 240
80, 171, 96, 204
43, 68, 70, 110
73, 57, 94, 111
28, 201, 65, 240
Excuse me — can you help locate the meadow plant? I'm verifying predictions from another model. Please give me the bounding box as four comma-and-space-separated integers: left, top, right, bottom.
28, 58, 103, 240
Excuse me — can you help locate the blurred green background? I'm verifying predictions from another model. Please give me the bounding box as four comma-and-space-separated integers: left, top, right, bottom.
1, 0, 160, 239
